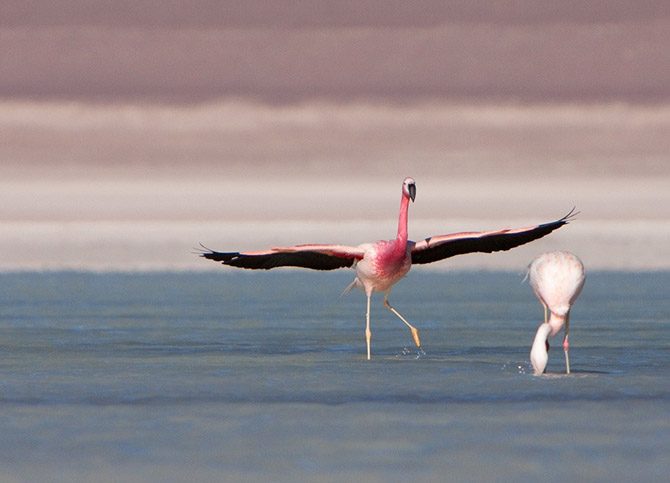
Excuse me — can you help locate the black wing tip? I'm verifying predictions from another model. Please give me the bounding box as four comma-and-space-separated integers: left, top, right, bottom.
560, 206, 580, 223
192, 242, 212, 256
194, 243, 240, 262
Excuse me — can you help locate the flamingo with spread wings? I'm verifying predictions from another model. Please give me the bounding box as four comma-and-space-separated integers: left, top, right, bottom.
200, 177, 575, 359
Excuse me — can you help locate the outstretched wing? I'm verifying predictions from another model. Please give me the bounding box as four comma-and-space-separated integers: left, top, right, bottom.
198, 243, 365, 271
411, 209, 577, 265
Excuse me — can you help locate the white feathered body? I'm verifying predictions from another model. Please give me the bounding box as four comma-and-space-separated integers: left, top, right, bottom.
529, 251, 585, 335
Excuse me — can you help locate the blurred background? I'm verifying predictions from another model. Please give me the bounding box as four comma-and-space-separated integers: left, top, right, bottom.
1, 0, 669, 270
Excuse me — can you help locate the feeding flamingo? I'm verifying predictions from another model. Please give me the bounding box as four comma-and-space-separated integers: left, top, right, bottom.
200, 177, 576, 360
528, 251, 585, 375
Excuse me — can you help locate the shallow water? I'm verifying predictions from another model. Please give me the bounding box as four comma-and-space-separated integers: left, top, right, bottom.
0, 271, 668, 482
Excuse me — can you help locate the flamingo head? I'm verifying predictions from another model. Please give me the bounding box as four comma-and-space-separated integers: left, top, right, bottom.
403, 177, 416, 202
530, 322, 552, 375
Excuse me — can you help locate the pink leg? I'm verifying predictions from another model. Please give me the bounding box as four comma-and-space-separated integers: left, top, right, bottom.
383, 293, 421, 348
563, 313, 571, 374
365, 292, 372, 361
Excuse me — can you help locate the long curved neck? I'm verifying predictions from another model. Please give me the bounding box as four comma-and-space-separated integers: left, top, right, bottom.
397, 193, 410, 242
548, 312, 567, 336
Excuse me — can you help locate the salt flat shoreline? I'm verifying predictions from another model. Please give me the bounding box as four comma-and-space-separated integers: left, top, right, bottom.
2, 100, 668, 271
0, 218, 668, 271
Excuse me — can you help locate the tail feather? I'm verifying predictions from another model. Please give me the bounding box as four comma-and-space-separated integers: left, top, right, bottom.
341, 278, 360, 297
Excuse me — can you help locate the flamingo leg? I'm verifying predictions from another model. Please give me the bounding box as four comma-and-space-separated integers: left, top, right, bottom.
383, 293, 421, 348
543, 303, 548, 324
563, 312, 571, 374
365, 292, 372, 361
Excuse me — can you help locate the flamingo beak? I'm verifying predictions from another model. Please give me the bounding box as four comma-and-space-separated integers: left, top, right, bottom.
408, 183, 416, 202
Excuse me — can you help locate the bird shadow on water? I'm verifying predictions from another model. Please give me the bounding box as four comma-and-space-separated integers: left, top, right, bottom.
501, 361, 614, 377
532, 369, 613, 380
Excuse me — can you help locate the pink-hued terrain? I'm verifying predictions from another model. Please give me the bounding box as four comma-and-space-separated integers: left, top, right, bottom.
2, 1, 668, 270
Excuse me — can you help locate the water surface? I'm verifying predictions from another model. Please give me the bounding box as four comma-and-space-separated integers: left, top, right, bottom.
0, 271, 668, 482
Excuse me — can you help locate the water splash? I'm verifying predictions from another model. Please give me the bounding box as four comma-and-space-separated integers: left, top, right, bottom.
501, 361, 531, 374
396, 347, 427, 359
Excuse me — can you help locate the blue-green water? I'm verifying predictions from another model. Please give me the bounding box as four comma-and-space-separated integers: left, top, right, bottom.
0, 271, 668, 482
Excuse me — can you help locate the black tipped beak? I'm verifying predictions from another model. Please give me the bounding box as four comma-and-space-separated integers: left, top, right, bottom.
409, 184, 416, 202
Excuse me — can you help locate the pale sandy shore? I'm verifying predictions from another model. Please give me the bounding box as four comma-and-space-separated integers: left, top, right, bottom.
1, 176, 668, 271
1, 217, 669, 271
1, 100, 668, 271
